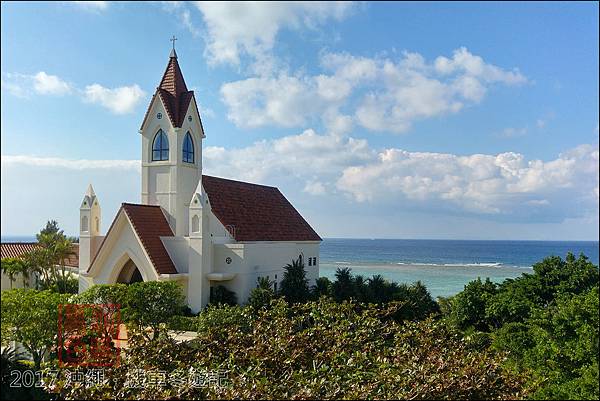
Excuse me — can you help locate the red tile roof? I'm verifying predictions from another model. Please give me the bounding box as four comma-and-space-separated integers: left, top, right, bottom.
88, 203, 177, 275
202, 175, 322, 242
122, 203, 178, 275
1, 242, 79, 267
141, 52, 198, 129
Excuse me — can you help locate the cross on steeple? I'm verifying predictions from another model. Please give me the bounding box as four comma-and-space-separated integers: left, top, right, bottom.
170, 35, 177, 50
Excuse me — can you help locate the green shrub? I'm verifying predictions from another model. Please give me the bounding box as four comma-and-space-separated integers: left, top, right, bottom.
1, 289, 70, 369
46, 299, 527, 400
248, 287, 274, 311
126, 281, 186, 339
209, 285, 237, 306
168, 315, 198, 332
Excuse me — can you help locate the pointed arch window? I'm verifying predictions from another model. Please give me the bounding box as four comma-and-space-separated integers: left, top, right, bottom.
152, 129, 169, 161
183, 131, 194, 163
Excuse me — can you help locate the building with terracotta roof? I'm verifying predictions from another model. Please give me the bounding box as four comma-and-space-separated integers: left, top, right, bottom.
1, 242, 79, 291
79, 48, 321, 312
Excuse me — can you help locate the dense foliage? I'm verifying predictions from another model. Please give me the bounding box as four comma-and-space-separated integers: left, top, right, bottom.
76, 281, 186, 339
209, 284, 238, 306
3, 248, 597, 400
1, 289, 70, 369
45, 299, 526, 400
445, 253, 599, 399
0, 220, 78, 294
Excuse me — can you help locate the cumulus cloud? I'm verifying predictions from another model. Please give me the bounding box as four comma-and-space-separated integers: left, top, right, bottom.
337, 143, 599, 218
83, 84, 146, 114
32, 72, 72, 95
202, 129, 597, 222
1, 71, 71, 97
2, 71, 145, 114
220, 48, 527, 134
194, 1, 354, 72
3, 137, 597, 224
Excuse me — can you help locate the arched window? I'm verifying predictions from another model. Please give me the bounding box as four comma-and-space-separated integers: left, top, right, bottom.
81, 215, 88, 232
152, 129, 169, 161
192, 215, 200, 233
183, 131, 194, 163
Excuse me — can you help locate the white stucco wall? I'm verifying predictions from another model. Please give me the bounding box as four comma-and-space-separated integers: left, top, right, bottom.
140, 95, 204, 237
211, 241, 320, 304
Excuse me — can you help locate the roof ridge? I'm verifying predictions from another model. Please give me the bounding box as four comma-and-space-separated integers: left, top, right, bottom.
202, 174, 278, 190
122, 202, 162, 208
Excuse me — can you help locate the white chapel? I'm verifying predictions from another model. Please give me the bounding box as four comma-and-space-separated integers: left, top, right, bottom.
78, 48, 321, 312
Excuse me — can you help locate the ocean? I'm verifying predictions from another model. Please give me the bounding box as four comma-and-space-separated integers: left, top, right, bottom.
3, 235, 598, 299
319, 239, 599, 298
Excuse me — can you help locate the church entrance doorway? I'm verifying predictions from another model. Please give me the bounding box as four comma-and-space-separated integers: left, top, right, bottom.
115, 259, 143, 284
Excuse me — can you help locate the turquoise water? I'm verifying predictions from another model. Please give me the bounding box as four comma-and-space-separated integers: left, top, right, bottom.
319, 239, 599, 298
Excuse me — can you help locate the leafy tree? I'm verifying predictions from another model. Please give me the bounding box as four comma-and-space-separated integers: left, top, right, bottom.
1, 289, 69, 369
279, 257, 310, 303
449, 277, 498, 331
76, 283, 129, 307
125, 281, 186, 340
524, 287, 598, 399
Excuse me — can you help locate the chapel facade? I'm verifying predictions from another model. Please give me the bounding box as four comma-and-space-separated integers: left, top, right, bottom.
78, 48, 321, 312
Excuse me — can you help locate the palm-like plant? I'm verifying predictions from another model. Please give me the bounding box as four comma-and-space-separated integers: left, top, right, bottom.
311, 277, 332, 299
280, 257, 309, 303
257, 276, 274, 291
1, 258, 21, 289
333, 267, 354, 302
368, 274, 387, 303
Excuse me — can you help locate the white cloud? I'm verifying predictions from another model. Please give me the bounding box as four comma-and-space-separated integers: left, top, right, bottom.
71, 1, 108, 12
337, 143, 599, 218
1, 155, 141, 172
303, 180, 327, 195
3, 138, 597, 224
2, 72, 145, 114
221, 48, 527, 134
201, 129, 597, 221
194, 1, 354, 71
83, 84, 146, 114
1, 71, 71, 97
32, 71, 72, 95
499, 127, 528, 138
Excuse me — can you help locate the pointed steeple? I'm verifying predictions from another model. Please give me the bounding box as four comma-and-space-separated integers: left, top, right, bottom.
140, 44, 200, 130
159, 50, 188, 100
86, 184, 96, 198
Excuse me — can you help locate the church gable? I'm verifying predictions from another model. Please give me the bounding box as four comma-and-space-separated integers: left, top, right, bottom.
140, 50, 196, 130
88, 203, 177, 278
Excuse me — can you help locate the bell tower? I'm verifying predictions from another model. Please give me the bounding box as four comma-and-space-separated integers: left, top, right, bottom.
139, 45, 205, 236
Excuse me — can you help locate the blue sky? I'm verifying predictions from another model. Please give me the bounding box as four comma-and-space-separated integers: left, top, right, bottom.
1, 1, 598, 240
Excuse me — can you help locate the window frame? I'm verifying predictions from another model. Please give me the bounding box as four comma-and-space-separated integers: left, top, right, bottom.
182, 131, 194, 164
152, 129, 169, 161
